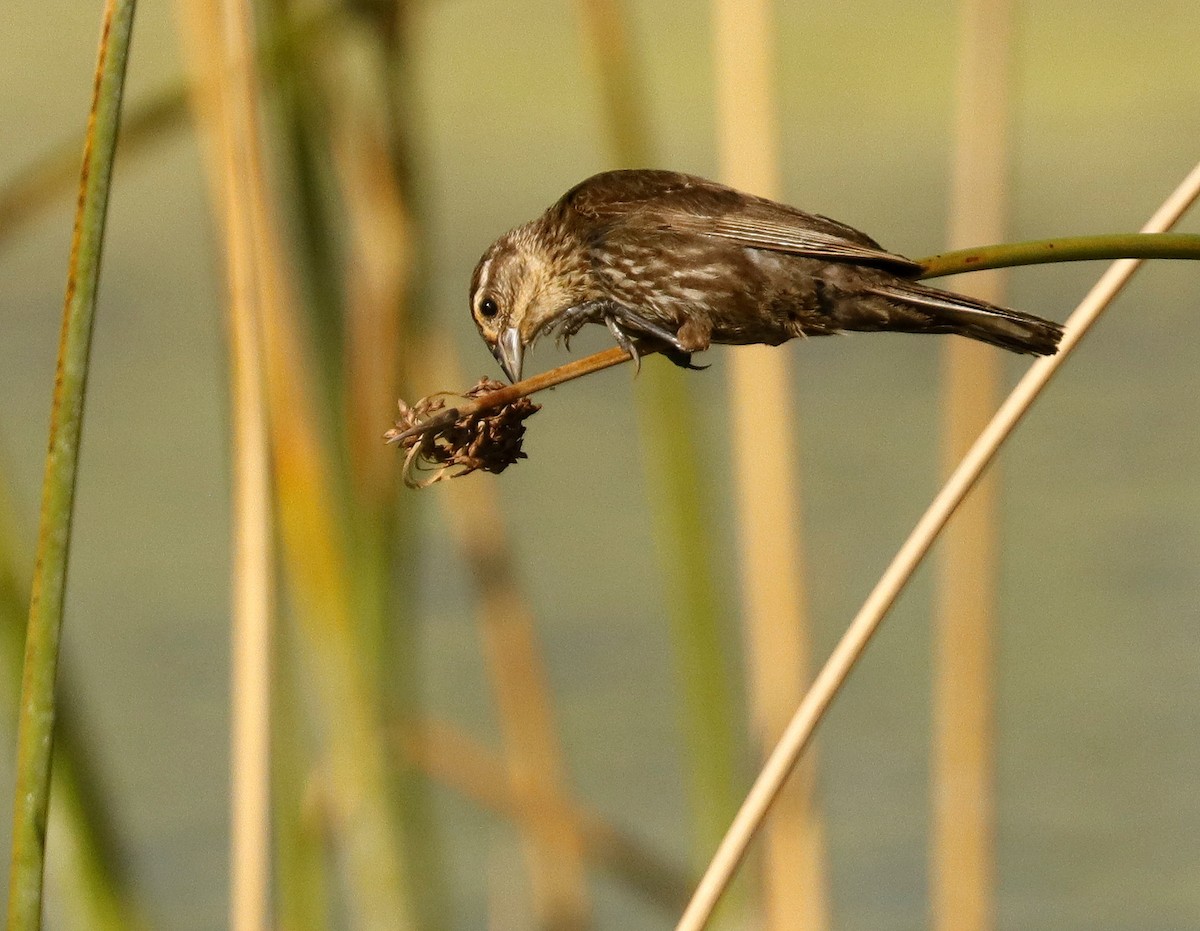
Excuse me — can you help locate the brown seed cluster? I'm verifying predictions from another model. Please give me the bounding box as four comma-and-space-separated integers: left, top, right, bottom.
385, 378, 541, 488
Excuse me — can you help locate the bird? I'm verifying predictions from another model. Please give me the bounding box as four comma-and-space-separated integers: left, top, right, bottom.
469, 169, 1063, 382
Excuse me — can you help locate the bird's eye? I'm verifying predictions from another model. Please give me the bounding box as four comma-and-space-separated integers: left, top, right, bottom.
479, 297, 499, 320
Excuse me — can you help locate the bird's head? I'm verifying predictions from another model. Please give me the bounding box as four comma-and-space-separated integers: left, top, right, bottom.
470, 221, 592, 382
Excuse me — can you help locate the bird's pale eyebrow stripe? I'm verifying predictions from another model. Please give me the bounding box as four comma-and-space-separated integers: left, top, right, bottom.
473, 257, 493, 312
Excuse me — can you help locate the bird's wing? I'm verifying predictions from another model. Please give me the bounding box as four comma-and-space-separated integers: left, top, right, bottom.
681, 208, 923, 273
566, 169, 922, 275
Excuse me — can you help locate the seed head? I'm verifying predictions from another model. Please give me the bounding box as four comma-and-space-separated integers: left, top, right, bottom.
385, 378, 541, 488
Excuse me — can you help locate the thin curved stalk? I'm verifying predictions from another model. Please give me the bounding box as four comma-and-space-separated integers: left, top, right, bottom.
675, 160, 1200, 931
6, 1, 138, 927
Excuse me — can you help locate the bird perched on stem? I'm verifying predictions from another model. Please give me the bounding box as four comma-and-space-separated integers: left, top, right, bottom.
469, 169, 1064, 382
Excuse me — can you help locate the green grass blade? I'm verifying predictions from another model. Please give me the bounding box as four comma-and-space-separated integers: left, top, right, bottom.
0, 479, 145, 930
6, 1, 138, 927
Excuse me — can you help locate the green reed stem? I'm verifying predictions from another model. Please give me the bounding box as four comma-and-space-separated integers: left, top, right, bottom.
6, 2, 137, 928
920, 232, 1200, 278
637, 364, 744, 861
576, 0, 744, 870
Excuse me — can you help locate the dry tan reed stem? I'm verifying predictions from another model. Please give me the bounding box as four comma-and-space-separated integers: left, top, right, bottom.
934, 2, 1013, 927
677, 161, 1200, 931
711, 0, 828, 926
211, 1, 274, 927
424, 339, 592, 927
184, 0, 417, 924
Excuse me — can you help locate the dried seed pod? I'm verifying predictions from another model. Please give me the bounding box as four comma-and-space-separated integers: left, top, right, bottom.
385, 377, 541, 487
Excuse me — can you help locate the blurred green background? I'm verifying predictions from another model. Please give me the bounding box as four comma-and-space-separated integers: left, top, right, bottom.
2, 0, 1199, 927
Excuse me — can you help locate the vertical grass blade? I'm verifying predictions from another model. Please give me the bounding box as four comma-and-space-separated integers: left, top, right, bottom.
933, 2, 1013, 927
170, 6, 278, 923
638, 373, 742, 862
262, 350, 418, 928
710, 1, 829, 927
6, 2, 137, 926
271, 634, 331, 931
0, 478, 144, 930
575, 0, 743, 871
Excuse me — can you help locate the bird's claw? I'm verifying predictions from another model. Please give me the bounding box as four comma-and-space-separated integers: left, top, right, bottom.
604, 315, 642, 374
553, 302, 605, 350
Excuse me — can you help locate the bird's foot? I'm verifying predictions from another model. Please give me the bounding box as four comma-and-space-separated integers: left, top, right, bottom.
552, 303, 709, 373
604, 308, 709, 374
552, 301, 607, 350
609, 305, 690, 352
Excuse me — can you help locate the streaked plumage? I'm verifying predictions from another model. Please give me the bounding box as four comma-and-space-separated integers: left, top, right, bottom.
470, 169, 1064, 381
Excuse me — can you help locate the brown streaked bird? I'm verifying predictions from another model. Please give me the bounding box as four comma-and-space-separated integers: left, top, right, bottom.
469, 169, 1063, 382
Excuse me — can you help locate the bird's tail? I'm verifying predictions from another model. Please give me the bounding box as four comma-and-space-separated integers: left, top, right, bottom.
864, 282, 1064, 356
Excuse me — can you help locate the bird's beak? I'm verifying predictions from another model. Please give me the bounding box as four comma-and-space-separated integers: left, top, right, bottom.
492, 326, 523, 383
